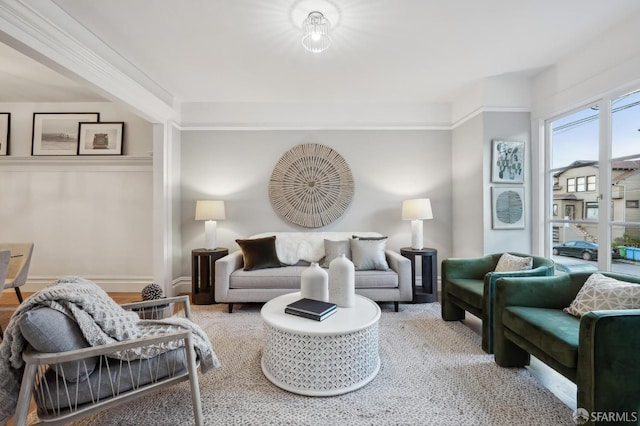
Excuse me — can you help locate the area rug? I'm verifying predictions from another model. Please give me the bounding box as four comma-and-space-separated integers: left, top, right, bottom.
69, 302, 573, 425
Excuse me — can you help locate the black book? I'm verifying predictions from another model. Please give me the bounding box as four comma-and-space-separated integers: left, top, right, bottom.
285, 298, 337, 320
285, 306, 337, 321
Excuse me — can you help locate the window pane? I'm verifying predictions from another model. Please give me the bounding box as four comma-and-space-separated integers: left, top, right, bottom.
551, 105, 599, 169
612, 155, 640, 224
612, 225, 640, 276
612, 90, 640, 159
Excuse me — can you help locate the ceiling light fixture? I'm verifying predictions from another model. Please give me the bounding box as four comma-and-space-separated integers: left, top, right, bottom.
302, 11, 331, 53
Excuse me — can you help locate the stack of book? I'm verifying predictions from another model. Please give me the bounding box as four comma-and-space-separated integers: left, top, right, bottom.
285, 298, 337, 321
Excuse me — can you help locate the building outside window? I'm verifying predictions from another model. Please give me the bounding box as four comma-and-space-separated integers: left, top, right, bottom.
547, 88, 640, 275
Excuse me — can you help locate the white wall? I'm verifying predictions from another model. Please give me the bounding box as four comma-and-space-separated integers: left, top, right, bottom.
482, 111, 532, 254
450, 111, 532, 258
180, 129, 452, 276
0, 102, 154, 291
451, 114, 484, 257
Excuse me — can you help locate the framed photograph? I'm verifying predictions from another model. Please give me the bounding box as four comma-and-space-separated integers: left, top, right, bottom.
32, 112, 100, 156
491, 140, 524, 183
492, 186, 525, 229
78, 122, 124, 155
0, 113, 9, 156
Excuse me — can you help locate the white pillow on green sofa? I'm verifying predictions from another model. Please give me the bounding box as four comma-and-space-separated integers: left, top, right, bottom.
564, 273, 640, 317
494, 253, 533, 272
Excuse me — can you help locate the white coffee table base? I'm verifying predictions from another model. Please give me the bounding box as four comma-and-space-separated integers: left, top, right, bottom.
261, 293, 381, 396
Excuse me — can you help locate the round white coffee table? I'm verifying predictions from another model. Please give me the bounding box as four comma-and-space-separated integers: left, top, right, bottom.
261, 292, 381, 396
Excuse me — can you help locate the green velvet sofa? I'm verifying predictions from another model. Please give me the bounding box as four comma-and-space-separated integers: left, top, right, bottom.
493, 272, 640, 424
441, 253, 555, 353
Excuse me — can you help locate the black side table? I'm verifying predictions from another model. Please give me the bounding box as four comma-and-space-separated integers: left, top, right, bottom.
191, 248, 228, 305
400, 247, 438, 303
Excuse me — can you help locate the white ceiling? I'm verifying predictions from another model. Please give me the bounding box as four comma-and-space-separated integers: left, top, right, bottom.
3, 0, 640, 104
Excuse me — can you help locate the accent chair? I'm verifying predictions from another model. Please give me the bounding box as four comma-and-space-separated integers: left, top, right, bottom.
441, 252, 554, 353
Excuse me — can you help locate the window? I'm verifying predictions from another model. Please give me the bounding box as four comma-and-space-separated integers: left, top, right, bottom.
585, 202, 599, 219
547, 88, 640, 275
553, 204, 558, 216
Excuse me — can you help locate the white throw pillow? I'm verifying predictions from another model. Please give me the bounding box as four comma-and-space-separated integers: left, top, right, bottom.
564, 273, 640, 317
494, 253, 533, 272
350, 238, 389, 271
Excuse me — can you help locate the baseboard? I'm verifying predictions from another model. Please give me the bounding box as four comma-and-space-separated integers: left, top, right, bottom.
172, 276, 192, 296
16, 276, 155, 293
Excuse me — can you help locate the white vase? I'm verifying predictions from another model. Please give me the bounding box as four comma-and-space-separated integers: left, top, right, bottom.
328, 254, 355, 308
300, 262, 329, 302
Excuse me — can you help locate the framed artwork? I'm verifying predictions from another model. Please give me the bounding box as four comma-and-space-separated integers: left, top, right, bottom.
492, 186, 525, 229
32, 112, 100, 156
78, 122, 124, 155
0, 113, 9, 156
491, 140, 524, 183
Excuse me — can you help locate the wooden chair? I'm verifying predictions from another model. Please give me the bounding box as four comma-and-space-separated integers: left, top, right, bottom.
12, 296, 204, 426
0, 243, 35, 303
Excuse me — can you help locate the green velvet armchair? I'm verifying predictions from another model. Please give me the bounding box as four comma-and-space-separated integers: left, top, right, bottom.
493, 272, 640, 424
441, 253, 554, 353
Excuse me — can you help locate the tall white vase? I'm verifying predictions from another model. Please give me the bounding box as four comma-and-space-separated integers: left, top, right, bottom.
328, 254, 355, 308
300, 262, 329, 302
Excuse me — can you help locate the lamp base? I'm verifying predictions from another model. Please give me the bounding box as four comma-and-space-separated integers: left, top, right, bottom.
204, 220, 217, 250
410, 219, 423, 250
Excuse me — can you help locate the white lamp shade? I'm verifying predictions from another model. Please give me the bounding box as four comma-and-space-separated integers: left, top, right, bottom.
402, 198, 433, 220
195, 200, 226, 221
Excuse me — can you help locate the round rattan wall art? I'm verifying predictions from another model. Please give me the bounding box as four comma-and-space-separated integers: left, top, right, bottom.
269, 143, 354, 228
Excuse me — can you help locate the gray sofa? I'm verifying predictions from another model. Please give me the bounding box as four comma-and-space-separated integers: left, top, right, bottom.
215, 232, 412, 312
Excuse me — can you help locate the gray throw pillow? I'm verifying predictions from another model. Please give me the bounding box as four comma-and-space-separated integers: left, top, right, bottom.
320, 239, 351, 268
350, 238, 389, 271
19, 307, 98, 382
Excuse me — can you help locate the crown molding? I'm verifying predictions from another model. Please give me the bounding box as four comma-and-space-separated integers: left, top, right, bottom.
0, 0, 177, 123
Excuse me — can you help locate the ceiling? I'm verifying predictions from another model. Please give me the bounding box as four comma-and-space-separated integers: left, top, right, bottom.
3, 0, 640, 105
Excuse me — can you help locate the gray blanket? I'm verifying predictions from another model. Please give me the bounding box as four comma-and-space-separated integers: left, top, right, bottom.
0, 277, 220, 424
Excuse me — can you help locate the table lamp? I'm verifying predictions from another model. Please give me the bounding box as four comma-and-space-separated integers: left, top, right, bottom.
402, 198, 433, 250
195, 200, 226, 250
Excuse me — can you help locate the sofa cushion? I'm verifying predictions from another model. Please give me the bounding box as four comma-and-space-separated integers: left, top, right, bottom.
19, 307, 98, 382
231, 266, 307, 289
40, 348, 187, 411
494, 253, 533, 272
320, 239, 351, 268
503, 306, 580, 368
564, 272, 640, 317
236, 236, 282, 271
229, 267, 399, 290
350, 238, 389, 271
446, 278, 484, 310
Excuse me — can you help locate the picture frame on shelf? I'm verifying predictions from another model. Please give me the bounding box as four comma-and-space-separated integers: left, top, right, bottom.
491, 140, 524, 183
32, 112, 100, 156
78, 122, 124, 155
492, 186, 525, 229
0, 113, 9, 156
